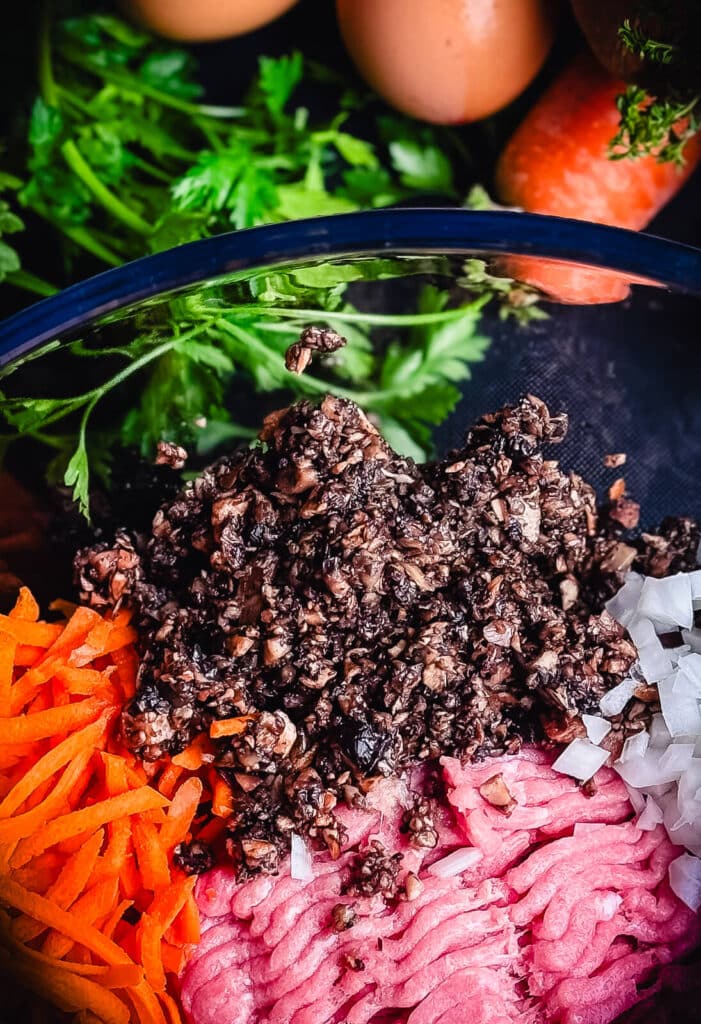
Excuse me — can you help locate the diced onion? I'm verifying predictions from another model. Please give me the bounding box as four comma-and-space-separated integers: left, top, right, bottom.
605, 573, 643, 627
637, 574, 693, 630
637, 797, 664, 831
624, 783, 646, 815
682, 628, 701, 654
428, 847, 483, 878
668, 852, 701, 912
290, 832, 314, 881
648, 713, 672, 749
600, 678, 637, 717
678, 653, 701, 696
658, 743, 696, 775
658, 676, 701, 738
618, 731, 649, 763
552, 738, 609, 782
581, 714, 611, 745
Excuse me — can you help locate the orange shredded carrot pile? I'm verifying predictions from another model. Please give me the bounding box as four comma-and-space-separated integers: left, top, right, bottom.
0, 588, 207, 1024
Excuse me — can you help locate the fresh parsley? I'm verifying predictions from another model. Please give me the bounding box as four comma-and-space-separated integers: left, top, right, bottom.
618, 18, 678, 65
610, 17, 699, 165
0, 7, 546, 517
610, 86, 699, 165
1, 258, 537, 513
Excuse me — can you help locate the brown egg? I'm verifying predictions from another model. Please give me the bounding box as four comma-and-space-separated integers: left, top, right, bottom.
124, 0, 299, 42
336, 0, 556, 124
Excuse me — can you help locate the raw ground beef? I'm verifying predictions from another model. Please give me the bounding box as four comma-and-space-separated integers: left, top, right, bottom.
181, 748, 700, 1024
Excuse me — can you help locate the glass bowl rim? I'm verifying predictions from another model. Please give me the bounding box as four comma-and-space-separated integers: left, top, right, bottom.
2, 207, 701, 368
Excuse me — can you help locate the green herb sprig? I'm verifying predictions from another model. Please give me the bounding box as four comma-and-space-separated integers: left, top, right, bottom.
4, 10, 461, 295
618, 18, 678, 65
0, 8, 545, 517
610, 17, 699, 165
1, 264, 497, 514
610, 85, 699, 165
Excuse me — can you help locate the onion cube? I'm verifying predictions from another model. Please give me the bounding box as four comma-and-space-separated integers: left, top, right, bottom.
605, 573, 643, 627
600, 678, 637, 717
618, 730, 649, 763
637, 574, 693, 630
582, 714, 612, 745
552, 738, 609, 781
669, 852, 701, 912
658, 675, 701, 738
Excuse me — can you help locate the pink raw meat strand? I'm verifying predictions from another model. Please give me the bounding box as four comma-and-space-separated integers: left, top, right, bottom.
180, 748, 700, 1024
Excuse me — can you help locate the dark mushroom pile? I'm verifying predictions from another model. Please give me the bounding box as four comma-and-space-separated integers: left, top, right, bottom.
75, 388, 699, 878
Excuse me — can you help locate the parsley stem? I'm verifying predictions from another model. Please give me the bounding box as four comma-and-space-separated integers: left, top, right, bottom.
61, 49, 244, 122
60, 141, 154, 235
7, 322, 217, 435
38, 2, 59, 107
212, 304, 482, 327
0, 172, 24, 191
80, 321, 218, 405
4, 269, 59, 297
27, 200, 123, 266
214, 319, 351, 398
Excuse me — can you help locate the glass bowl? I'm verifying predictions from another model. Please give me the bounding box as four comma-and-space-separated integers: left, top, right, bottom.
1, 207, 701, 1021
2, 208, 700, 529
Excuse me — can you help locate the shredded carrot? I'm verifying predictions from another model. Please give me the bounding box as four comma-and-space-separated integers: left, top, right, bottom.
11, 786, 169, 868
195, 816, 226, 846
12, 830, 104, 943
14, 644, 44, 667
41, 876, 120, 959
0, 748, 94, 845
10, 853, 62, 894
0, 616, 63, 647
0, 631, 16, 717
0, 876, 135, 965
139, 878, 195, 991
119, 854, 142, 900
70, 626, 138, 668
0, 715, 109, 819
0, 594, 205, 1024
93, 818, 132, 880
156, 762, 184, 800
102, 899, 134, 942
171, 732, 214, 769
160, 941, 187, 976
9, 587, 40, 622
55, 665, 110, 694
209, 714, 254, 739
1, 697, 107, 745
167, 892, 201, 947
110, 646, 139, 699
132, 819, 171, 891
159, 989, 185, 1024
211, 773, 234, 819
101, 751, 130, 797
0, 956, 131, 1024
160, 777, 202, 850
0, 925, 142, 987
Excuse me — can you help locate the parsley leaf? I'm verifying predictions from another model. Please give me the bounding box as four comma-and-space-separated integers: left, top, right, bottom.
618, 18, 677, 65
256, 51, 304, 118
388, 140, 455, 194
610, 85, 699, 165
0, 198, 23, 283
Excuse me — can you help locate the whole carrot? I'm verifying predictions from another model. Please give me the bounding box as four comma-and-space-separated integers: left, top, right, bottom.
495, 53, 701, 303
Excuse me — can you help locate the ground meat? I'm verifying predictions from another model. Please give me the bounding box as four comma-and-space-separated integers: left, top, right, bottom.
74, 384, 696, 876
